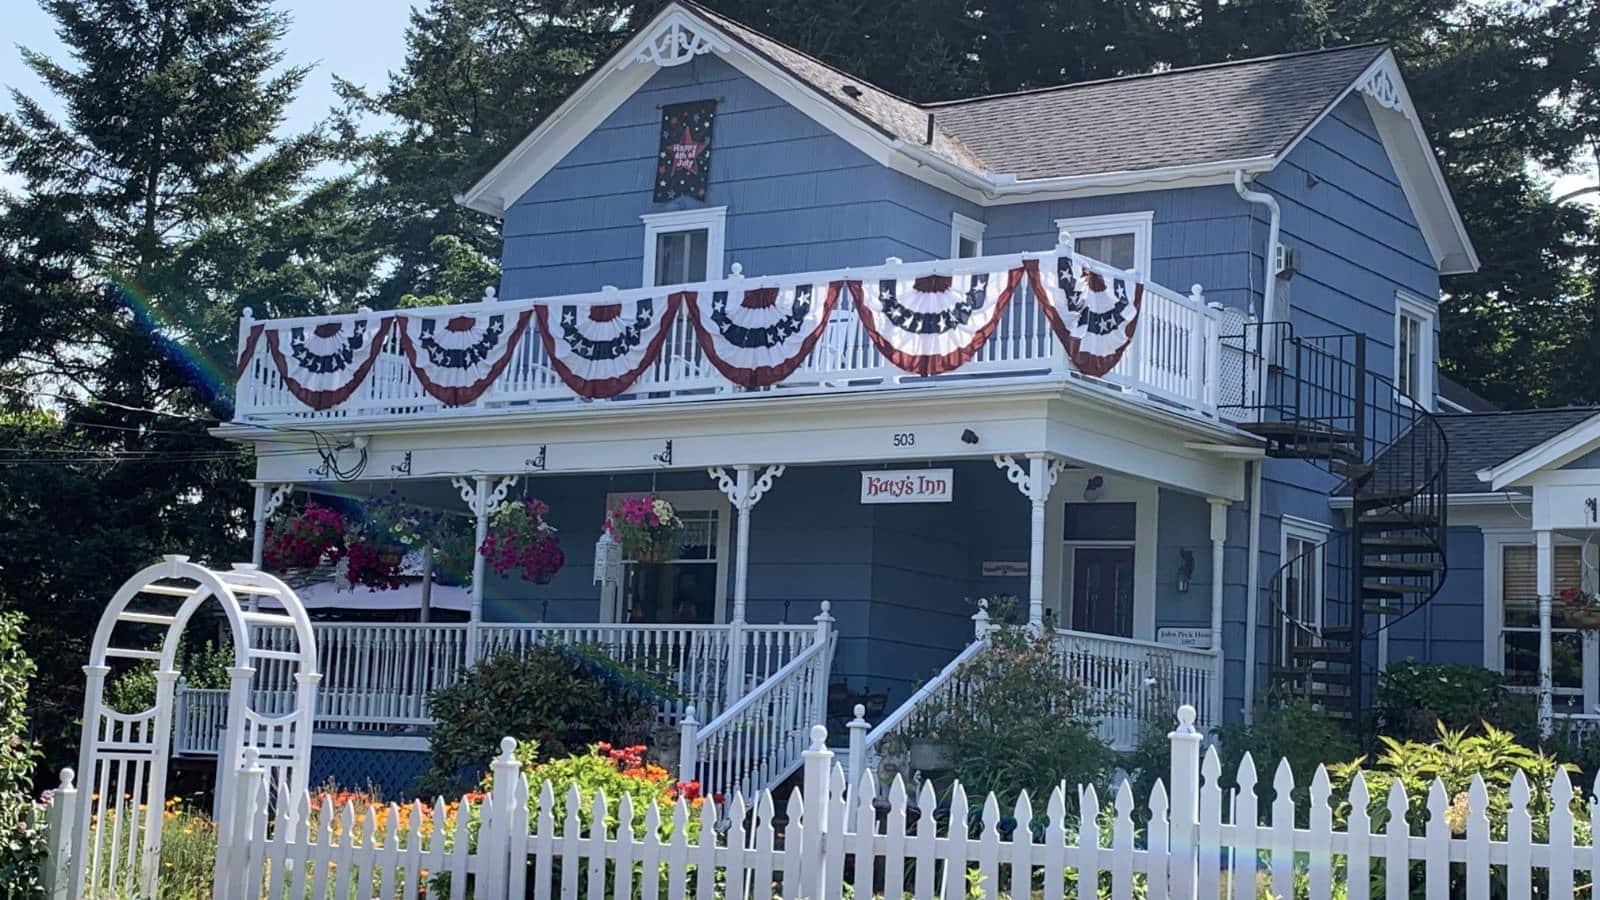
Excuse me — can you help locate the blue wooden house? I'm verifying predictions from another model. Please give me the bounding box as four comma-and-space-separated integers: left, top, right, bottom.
204, 1, 1597, 796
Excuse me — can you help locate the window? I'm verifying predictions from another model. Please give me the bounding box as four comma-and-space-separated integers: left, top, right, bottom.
1280, 517, 1331, 666
1500, 544, 1584, 711
605, 490, 730, 625
640, 207, 726, 288
1395, 292, 1437, 408
1055, 211, 1154, 275
951, 212, 986, 259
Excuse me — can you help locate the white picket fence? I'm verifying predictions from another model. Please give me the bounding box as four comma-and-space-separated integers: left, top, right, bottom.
38, 703, 1600, 899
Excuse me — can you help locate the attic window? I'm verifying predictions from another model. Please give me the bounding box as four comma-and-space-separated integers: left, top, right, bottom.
840, 84, 863, 100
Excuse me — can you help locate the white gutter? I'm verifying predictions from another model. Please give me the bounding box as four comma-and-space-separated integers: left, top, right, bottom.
1233, 169, 1282, 322
1242, 459, 1264, 721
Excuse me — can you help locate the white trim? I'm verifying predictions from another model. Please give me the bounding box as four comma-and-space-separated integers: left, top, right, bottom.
641, 206, 727, 287
1055, 212, 1154, 277
1055, 472, 1158, 641
1481, 412, 1600, 490
950, 212, 986, 258
1394, 291, 1437, 411
1278, 515, 1332, 665
312, 733, 431, 753
604, 489, 733, 624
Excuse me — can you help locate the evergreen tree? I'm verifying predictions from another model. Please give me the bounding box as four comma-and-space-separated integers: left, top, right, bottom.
0, 0, 336, 775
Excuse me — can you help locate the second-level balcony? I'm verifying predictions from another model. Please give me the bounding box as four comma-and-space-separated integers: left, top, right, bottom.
232, 246, 1254, 428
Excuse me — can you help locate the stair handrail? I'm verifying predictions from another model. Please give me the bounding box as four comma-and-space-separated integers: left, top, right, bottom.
679, 629, 836, 801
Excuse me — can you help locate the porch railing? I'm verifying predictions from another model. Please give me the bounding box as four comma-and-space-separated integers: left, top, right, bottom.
233, 248, 1251, 425
196, 620, 825, 748
1051, 628, 1218, 749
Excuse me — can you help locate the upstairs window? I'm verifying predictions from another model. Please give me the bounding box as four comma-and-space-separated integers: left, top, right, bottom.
1056, 211, 1154, 275
951, 212, 986, 259
1395, 292, 1437, 407
641, 207, 726, 287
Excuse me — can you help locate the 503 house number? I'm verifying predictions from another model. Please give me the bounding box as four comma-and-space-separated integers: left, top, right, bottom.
891, 432, 917, 447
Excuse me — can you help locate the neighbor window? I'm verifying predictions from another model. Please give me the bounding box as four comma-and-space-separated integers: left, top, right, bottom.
1501, 544, 1584, 711
641, 207, 726, 287
1056, 211, 1154, 275
1395, 292, 1437, 408
951, 212, 986, 259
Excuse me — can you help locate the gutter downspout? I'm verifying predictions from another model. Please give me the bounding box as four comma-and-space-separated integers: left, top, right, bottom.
1242, 459, 1264, 722
1233, 169, 1282, 323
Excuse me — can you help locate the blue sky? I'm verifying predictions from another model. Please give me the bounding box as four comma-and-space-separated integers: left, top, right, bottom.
0, 0, 417, 192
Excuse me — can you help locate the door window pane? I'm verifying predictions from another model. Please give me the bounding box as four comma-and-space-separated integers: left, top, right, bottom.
623, 508, 719, 624
957, 235, 980, 258
654, 229, 709, 286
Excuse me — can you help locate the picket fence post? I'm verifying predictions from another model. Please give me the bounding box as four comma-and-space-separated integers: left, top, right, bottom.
480, 736, 520, 900
41, 768, 76, 900
1167, 704, 1202, 900
217, 747, 265, 900
800, 724, 833, 899
845, 705, 869, 828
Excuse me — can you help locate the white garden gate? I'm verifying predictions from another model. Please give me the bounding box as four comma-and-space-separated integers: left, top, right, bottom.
68, 555, 319, 899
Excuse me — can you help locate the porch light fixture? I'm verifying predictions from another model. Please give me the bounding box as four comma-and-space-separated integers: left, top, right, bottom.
1177, 548, 1195, 593
960, 429, 979, 445
1083, 475, 1105, 502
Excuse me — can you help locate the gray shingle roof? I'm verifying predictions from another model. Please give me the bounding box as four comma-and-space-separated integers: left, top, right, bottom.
681, 1, 1385, 182
1436, 408, 1599, 493
927, 45, 1388, 180
1437, 374, 1499, 413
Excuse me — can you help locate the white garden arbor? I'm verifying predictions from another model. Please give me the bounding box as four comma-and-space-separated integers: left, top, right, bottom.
69, 556, 319, 899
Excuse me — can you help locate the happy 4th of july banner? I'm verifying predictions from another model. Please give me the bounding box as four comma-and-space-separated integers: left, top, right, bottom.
654, 100, 716, 203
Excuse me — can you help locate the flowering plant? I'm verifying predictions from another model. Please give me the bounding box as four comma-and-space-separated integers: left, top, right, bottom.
479, 498, 564, 583
1558, 586, 1600, 627
263, 502, 346, 570
605, 494, 684, 563
337, 537, 406, 591
489, 741, 711, 844
363, 489, 443, 550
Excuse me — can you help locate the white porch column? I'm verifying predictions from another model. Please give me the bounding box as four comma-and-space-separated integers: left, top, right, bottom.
1537, 528, 1555, 736
994, 453, 1064, 628
709, 464, 786, 702
1207, 498, 1230, 726
249, 483, 292, 568
454, 475, 519, 666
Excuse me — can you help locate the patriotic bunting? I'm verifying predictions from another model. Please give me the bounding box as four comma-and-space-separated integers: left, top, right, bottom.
1027, 257, 1143, 378
684, 282, 841, 389
266, 315, 394, 411
236, 322, 264, 378
533, 294, 685, 399
848, 268, 1021, 377
397, 309, 532, 407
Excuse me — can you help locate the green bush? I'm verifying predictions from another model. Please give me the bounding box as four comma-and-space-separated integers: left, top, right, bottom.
888, 626, 1109, 805
1374, 661, 1537, 742
419, 645, 672, 796
0, 612, 43, 895
1212, 698, 1359, 804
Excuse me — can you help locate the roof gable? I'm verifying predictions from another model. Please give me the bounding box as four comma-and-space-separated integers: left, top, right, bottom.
458, 4, 1476, 273
1480, 409, 1600, 490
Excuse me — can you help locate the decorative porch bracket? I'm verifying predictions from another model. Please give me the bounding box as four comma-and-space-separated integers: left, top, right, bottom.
453, 475, 521, 664
249, 483, 294, 567
994, 454, 1066, 628
709, 464, 786, 703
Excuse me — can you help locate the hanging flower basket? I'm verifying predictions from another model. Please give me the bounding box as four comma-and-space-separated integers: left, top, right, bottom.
1559, 588, 1600, 629
480, 498, 565, 583
263, 502, 346, 570
606, 494, 685, 564
341, 539, 406, 591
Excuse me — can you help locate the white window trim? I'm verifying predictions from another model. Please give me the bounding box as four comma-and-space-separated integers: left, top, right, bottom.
603, 489, 732, 624
640, 206, 727, 287
950, 212, 987, 258
1049, 472, 1158, 641
1279, 515, 1332, 663
1055, 211, 1155, 277
1481, 528, 1599, 712
1395, 290, 1437, 411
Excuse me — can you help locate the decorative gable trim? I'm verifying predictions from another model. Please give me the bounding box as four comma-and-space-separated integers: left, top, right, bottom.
1481, 412, 1600, 490
617, 8, 731, 71
1356, 64, 1405, 117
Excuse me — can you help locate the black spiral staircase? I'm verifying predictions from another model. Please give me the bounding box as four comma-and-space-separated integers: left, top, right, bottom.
1226, 323, 1450, 722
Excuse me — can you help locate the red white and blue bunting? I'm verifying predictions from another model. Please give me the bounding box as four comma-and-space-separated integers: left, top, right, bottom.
1028, 257, 1143, 378
266, 315, 394, 411
684, 283, 842, 389
532, 294, 685, 399
847, 269, 1022, 377
397, 309, 532, 407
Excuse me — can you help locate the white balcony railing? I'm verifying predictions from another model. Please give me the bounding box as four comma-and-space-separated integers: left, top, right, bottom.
1051, 628, 1219, 749
233, 248, 1251, 426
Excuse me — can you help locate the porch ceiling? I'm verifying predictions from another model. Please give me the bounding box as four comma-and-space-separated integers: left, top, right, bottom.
233, 380, 1256, 502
